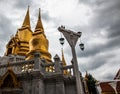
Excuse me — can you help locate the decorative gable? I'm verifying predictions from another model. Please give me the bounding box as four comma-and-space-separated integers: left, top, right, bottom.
0, 69, 20, 88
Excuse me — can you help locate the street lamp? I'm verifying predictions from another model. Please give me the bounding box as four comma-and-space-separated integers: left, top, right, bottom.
108, 81, 118, 94
58, 25, 84, 94
59, 37, 65, 45
79, 43, 84, 51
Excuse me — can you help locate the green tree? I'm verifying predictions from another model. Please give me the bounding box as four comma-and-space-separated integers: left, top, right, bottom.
86, 74, 98, 94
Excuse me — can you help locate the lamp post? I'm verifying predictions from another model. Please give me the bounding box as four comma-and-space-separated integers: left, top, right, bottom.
108, 81, 118, 94
58, 26, 84, 94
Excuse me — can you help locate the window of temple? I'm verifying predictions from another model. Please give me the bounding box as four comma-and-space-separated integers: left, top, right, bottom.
7, 48, 12, 55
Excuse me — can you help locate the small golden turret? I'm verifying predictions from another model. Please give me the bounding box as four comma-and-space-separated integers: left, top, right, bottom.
61, 49, 68, 75
62, 49, 67, 66
26, 9, 51, 62
5, 34, 20, 56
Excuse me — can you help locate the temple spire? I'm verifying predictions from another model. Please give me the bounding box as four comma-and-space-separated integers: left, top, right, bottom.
22, 6, 31, 29
34, 8, 44, 32
85, 71, 88, 79
61, 48, 69, 75
62, 48, 67, 66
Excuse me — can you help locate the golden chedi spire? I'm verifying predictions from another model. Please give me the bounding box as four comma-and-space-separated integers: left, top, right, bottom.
5, 6, 33, 56
22, 6, 31, 29
16, 6, 32, 56
26, 8, 51, 62
35, 8, 44, 32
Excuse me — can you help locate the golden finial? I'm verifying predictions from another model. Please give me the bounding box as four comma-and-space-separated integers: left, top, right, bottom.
22, 6, 31, 29
34, 8, 44, 32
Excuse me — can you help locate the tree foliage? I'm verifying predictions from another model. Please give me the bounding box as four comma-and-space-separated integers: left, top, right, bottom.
86, 74, 98, 94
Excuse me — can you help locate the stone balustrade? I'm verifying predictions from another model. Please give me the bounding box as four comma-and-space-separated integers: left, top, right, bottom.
0, 53, 74, 77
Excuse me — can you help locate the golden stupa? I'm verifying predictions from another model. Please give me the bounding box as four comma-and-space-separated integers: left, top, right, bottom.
5, 7, 51, 62
5, 7, 32, 56
26, 9, 51, 62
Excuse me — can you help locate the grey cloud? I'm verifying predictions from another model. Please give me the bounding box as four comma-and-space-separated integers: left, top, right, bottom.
75, 0, 120, 58
80, 0, 120, 35
80, 53, 115, 71
77, 35, 120, 58
0, 14, 14, 40
79, 59, 106, 72
79, 0, 109, 8
77, 44, 102, 58
107, 20, 120, 38
41, 11, 61, 28
102, 73, 115, 80
34, 9, 53, 22
91, 0, 120, 38
42, 11, 52, 22
13, 0, 32, 9
0, 13, 15, 55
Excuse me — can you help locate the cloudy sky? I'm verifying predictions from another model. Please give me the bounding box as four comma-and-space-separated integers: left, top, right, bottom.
0, 0, 120, 81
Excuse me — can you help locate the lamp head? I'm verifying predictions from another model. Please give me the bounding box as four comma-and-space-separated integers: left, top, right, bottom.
79, 43, 84, 51
59, 37, 65, 45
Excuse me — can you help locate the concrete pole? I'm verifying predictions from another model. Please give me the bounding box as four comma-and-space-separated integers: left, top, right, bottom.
71, 45, 84, 94
58, 26, 84, 94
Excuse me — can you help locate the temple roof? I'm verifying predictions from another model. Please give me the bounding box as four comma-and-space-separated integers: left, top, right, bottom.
100, 81, 120, 93
114, 69, 120, 79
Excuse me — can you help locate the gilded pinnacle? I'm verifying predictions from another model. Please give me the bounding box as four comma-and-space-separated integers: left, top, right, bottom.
35, 8, 44, 32
22, 6, 31, 29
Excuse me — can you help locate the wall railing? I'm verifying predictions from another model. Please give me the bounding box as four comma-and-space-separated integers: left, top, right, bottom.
0, 53, 74, 77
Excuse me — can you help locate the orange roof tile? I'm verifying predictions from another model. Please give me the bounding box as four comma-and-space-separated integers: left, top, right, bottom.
100, 81, 120, 93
